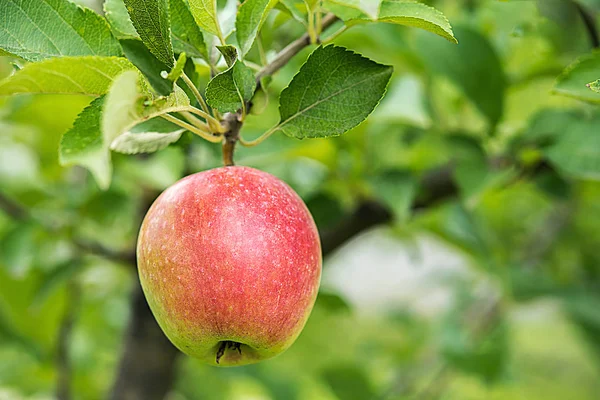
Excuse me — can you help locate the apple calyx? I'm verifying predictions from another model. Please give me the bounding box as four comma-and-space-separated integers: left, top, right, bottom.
216, 341, 242, 364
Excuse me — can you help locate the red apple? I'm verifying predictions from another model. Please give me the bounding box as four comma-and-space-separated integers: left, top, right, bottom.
136, 166, 322, 366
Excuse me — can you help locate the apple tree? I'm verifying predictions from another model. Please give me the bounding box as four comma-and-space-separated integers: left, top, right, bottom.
1, 0, 600, 399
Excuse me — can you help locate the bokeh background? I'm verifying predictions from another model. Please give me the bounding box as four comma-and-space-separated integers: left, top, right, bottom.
1, 0, 600, 399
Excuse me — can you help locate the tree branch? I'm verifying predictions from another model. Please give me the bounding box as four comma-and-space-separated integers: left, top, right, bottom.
109, 281, 179, 400
321, 201, 392, 256
0, 191, 29, 220
0, 191, 135, 266
256, 13, 339, 82
55, 280, 80, 400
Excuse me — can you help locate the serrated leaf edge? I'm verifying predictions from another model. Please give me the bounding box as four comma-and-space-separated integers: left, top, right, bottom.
277, 44, 393, 139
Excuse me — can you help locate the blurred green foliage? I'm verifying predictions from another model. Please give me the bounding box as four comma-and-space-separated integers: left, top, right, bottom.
1, 0, 600, 399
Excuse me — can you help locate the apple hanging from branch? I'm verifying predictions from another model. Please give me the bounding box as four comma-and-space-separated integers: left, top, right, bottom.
137, 167, 322, 366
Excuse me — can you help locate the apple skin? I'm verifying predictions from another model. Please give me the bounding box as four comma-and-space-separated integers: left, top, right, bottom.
137, 166, 322, 366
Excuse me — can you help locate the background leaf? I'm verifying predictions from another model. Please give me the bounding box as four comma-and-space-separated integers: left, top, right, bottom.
555, 52, 600, 103
326, 0, 382, 19
545, 115, 600, 180
236, 0, 279, 56
369, 170, 416, 222
277, 45, 392, 139
170, 0, 209, 60
188, 0, 222, 37
322, 366, 375, 400
104, 0, 139, 40
123, 0, 174, 66
0, 0, 122, 61
415, 26, 505, 127
59, 96, 111, 189
278, 0, 308, 25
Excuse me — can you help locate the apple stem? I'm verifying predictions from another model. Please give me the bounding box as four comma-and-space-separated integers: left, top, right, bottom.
222, 113, 243, 166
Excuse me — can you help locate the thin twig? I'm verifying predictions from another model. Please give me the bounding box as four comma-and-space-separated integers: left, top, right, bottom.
181, 73, 211, 116
322, 25, 349, 44
183, 106, 224, 132
238, 124, 279, 147
160, 114, 222, 143
180, 111, 210, 131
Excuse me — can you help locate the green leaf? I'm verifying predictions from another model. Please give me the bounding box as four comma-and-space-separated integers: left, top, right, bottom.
326, 0, 381, 19
277, 45, 392, 139
442, 310, 508, 382
32, 260, 83, 309
104, 0, 139, 39
102, 70, 189, 150
369, 170, 416, 222
277, 0, 308, 25
555, 52, 600, 103
416, 26, 505, 126
123, 0, 174, 66
60, 71, 190, 189
545, 115, 600, 180
322, 366, 375, 400
110, 118, 185, 154
250, 80, 270, 115
164, 53, 187, 82
588, 79, 600, 93
206, 60, 256, 113
106, 0, 208, 61
316, 291, 351, 313
170, 0, 209, 60
121, 39, 173, 96
219, 0, 239, 39
374, 0, 456, 43
188, 0, 222, 37
566, 294, 600, 362
236, 0, 279, 56
326, 0, 456, 43
0, 303, 43, 361
0, 222, 39, 278
0, 56, 137, 96
216, 45, 239, 67
521, 109, 582, 144
0, 0, 122, 62
59, 96, 111, 189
